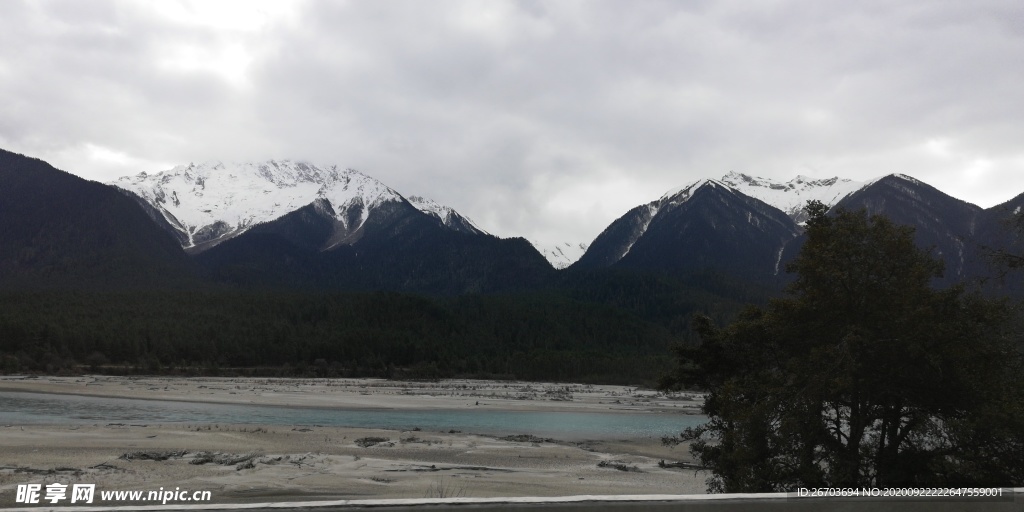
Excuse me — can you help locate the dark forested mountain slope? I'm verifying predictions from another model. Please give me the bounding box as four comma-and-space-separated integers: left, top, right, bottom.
0, 149, 193, 289
971, 191, 1024, 295
827, 174, 984, 287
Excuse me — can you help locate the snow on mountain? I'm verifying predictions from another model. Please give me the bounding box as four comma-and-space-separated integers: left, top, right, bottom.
112, 161, 478, 250
862, 173, 923, 188
614, 180, 737, 260
857, 173, 932, 204
111, 162, 893, 266
581, 178, 724, 264
530, 240, 590, 269
658, 179, 725, 208
620, 204, 659, 260
407, 195, 487, 235
574, 176, 803, 275
719, 172, 864, 222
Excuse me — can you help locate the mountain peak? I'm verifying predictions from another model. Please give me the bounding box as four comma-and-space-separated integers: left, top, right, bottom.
890, 173, 923, 185
658, 178, 726, 206
574, 172, 801, 277
864, 172, 924, 186
111, 160, 478, 250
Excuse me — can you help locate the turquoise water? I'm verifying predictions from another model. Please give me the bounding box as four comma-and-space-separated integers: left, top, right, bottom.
0, 391, 705, 440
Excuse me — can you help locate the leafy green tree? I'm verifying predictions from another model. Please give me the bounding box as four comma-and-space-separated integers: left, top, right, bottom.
663, 201, 1024, 491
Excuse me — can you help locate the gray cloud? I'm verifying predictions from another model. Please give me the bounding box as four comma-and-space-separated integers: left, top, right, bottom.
2, 0, 1022, 246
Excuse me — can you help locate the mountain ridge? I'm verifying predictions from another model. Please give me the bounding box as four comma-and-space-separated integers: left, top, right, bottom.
112, 160, 489, 254
719, 171, 865, 223
0, 147, 1005, 295
110, 163, 1016, 273
574, 179, 802, 282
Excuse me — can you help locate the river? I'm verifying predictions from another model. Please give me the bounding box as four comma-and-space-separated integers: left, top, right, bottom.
0, 391, 705, 440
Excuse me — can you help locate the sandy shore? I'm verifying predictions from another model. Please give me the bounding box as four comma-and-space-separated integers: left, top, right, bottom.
0, 376, 707, 505
0, 375, 704, 414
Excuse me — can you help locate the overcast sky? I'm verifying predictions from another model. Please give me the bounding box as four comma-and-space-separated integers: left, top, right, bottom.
3, 0, 1023, 246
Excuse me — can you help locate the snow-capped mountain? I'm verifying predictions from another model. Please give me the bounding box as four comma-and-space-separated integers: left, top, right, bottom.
574, 178, 800, 279
575, 174, 857, 269
104, 160, 1022, 287
572, 170, 1014, 292
719, 172, 864, 223
572, 172, 985, 280
573, 180, 730, 269
7, 141, 1024, 297
530, 240, 590, 270
112, 161, 483, 252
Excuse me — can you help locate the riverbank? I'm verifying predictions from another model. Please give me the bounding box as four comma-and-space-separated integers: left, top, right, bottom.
0, 375, 703, 414
0, 376, 707, 504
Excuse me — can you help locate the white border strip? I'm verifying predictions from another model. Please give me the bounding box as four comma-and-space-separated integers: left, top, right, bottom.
7, 490, 1021, 512
0, 493, 782, 511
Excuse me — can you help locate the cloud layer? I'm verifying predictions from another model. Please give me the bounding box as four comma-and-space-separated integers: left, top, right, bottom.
2, 0, 1023, 245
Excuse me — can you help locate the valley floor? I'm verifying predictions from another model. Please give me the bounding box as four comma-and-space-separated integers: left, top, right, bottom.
0, 376, 706, 505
